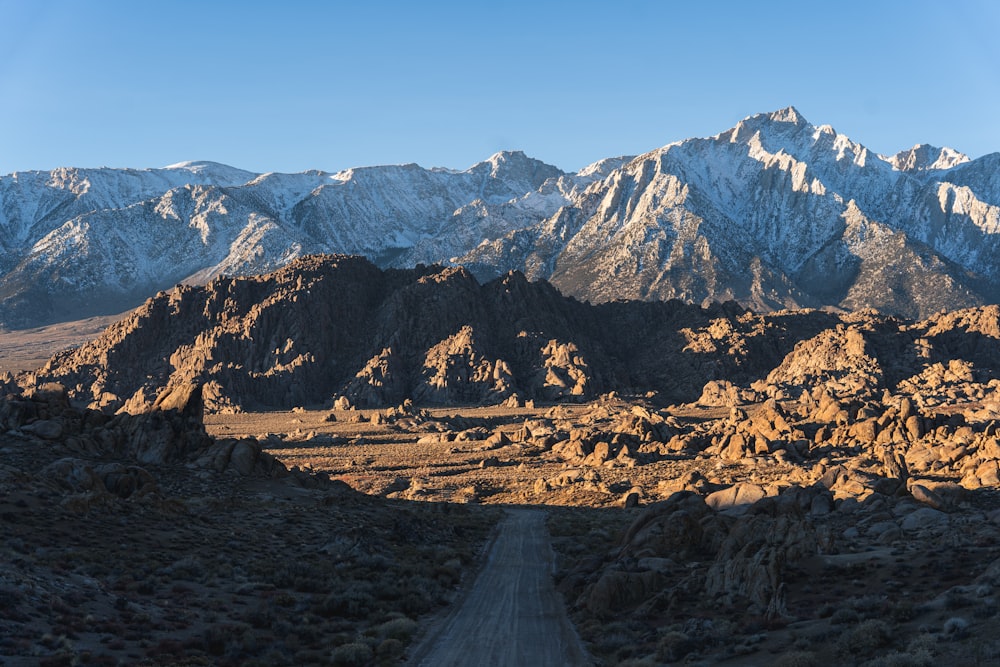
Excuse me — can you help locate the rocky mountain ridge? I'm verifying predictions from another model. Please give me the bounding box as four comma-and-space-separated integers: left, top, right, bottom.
2, 107, 999, 327
16, 254, 1000, 417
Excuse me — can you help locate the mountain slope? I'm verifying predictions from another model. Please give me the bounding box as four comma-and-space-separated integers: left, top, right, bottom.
2, 108, 999, 326
0, 152, 571, 327
457, 107, 1000, 317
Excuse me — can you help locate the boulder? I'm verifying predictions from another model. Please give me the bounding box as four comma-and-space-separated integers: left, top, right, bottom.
900, 507, 949, 531
705, 483, 767, 512
22, 419, 63, 440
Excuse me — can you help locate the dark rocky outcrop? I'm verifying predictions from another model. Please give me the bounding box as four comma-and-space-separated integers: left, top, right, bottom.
0, 382, 288, 483
18, 254, 1000, 414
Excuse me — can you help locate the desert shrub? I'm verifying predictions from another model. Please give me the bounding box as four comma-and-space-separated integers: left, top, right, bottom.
269, 560, 322, 592
849, 595, 888, 618
817, 603, 836, 618
202, 624, 235, 656
656, 631, 695, 662
372, 578, 402, 601
594, 621, 640, 660
376, 638, 404, 660
942, 616, 969, 639
317, 584, 375, 619
837, 619, 892, 658
243, 601, 274, 630
830, 607, 861, 625
859, 651, 934, 667
375, 617, 417, 641
330, 642, 373, 667
398, 594, 428, 616
166, 555, 206, 581
434, 558, 463, 586
889, 600, 916, 622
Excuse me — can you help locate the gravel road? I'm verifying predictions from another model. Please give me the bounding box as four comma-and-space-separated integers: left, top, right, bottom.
407, 508, 592, 666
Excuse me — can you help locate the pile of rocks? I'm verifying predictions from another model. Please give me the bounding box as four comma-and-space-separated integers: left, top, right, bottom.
0, 382, 299, 512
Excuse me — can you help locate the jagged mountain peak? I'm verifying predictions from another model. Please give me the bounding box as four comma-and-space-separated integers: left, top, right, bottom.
473, 150, 564, 180
704, 106, 892, 174
708, 106, 821, 155
763, 105, 808, 125
482, 149, 531, 166
727, 106, 811, 135
887, 143, 971, 172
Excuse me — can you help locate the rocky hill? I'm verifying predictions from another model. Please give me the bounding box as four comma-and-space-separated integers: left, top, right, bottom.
17, 254, 1000, 416
2, 108, 999, 328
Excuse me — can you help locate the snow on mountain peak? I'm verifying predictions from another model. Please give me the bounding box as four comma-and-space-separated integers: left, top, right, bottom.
2, 106, 998, 329
888, 144, 971, 172
577, 156, 635, 180
765, 106, 808, 125
163, 160, 233, 172
475, 150, 562, 177
485, 150, 529, 165
161, 161, 258, 185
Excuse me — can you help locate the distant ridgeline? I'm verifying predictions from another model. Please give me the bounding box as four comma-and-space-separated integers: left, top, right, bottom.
1, 107, 1000, 329
15, 254, 1000, 413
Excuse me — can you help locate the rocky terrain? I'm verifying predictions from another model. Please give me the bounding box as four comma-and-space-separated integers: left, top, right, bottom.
200, 388, 1000, 665
8, 255, 1000, 664
2, 107, 1000, 328
0, 383, 497, 666
18, 254, 1000, 421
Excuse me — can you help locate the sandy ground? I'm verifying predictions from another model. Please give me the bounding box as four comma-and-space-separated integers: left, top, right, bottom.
203, 403, 1000, 665
0, 313, 125, 373
407, 508, 591, 667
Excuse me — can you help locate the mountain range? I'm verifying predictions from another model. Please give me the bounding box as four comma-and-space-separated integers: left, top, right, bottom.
2, 106, 998, 328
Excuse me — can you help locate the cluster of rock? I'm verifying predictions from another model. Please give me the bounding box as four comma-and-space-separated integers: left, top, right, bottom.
555, 447, 1000, 663
16, 257, 613, 412
569, 490, 822, 620
0, 382, 300, 512
516, 329, 1000, 661
523, 382, 1000, 502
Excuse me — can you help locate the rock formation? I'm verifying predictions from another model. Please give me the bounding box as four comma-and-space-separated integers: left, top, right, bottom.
18, 254, 1000, 418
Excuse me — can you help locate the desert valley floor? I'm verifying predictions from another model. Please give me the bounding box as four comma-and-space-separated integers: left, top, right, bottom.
4, 382, 1000, 665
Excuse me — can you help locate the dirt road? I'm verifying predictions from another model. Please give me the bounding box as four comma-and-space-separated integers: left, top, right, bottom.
407, 508, 592, 667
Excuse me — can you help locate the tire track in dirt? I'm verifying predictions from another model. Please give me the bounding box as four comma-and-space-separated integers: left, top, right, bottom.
407, 508, 592, 667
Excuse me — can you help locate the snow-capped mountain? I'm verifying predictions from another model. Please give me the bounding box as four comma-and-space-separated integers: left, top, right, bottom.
0, 151, 569, 327
1, 107, 998, 328
459, 107, 1000, 316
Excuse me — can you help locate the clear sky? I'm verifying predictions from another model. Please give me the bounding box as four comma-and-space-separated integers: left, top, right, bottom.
1, 0, 998, 175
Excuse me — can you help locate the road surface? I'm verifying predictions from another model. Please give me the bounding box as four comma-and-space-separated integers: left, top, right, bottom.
407, 508, 592, 667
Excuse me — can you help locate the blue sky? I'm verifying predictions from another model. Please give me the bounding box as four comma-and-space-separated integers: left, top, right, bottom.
1, 0, 998, 175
